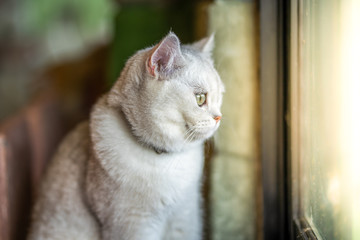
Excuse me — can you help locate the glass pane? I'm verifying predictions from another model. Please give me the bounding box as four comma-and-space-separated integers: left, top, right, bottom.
295, 0, 360, 239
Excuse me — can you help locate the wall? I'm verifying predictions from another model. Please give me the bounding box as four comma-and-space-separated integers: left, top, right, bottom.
209, 1, 261, 239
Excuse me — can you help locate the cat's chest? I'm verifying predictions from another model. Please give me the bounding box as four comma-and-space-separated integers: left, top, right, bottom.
123, 146, 203, 190
93, 137, 204, 194
97, 145, 204, 210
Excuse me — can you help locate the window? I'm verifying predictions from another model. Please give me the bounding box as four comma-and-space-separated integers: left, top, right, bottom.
290, 0, 360, 239
261, 0, 359, 239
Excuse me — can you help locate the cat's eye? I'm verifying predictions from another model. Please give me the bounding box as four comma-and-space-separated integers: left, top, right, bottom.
195, 93, 206, 106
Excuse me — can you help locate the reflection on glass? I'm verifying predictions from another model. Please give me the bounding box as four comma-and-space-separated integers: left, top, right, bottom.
298, 0, 360, 239
340, 1, 360, 239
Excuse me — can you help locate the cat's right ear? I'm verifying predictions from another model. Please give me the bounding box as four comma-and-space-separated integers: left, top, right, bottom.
147, 32, 184, 78
192, 33, 215, 54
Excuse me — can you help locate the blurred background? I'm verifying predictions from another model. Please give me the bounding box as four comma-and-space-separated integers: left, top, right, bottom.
0, 0, 201, 121
0, 0, 112, 120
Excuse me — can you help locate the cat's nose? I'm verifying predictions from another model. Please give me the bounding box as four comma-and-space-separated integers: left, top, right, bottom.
214, 116, 222, 123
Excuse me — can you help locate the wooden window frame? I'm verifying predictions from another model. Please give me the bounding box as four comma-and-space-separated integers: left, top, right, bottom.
260, 0, 289, 238
260, 0, 318, 239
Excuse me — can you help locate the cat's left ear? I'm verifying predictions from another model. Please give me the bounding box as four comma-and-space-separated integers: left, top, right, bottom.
148, 32, 184, 78
192, 33, 215, 54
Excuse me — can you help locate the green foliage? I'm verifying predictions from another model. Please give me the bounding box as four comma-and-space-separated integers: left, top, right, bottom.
107, 3, 195, 86
107, 5, 168, 85
20, 0, 115, 35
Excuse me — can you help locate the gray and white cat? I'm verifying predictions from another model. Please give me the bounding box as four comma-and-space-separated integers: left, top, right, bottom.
28, 32, 224, 240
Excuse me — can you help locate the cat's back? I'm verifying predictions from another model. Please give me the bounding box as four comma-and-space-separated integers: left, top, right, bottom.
28, 121, 100, 240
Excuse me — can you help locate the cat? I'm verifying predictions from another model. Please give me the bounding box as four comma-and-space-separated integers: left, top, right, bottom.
28, 32, 224, 240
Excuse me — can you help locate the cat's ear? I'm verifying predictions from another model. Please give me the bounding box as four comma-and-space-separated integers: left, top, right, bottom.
148, 32, 184, 78
192, 33, 215, 54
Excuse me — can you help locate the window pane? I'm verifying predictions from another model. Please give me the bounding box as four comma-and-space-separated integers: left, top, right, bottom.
294, 0, 360, 239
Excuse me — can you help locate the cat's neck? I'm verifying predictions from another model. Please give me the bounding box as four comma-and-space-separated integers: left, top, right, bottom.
90, 96, 158, 154
91, 96, 182, 154
89, 96, 203, 182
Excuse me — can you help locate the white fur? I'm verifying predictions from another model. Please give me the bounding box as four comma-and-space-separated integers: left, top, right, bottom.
28, 32, 224, 240
88, 97, 204, 240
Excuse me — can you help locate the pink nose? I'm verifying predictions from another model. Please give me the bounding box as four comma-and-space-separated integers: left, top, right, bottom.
214, 116, 222, 123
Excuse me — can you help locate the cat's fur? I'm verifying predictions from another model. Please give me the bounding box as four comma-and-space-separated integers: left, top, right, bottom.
28, 32, 224, 240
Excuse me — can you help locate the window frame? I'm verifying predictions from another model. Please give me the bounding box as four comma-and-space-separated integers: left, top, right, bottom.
260, 0, 319, 239
260, 0, 289, 239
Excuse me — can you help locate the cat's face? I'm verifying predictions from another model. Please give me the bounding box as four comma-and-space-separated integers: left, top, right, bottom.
108, 32, 224, 152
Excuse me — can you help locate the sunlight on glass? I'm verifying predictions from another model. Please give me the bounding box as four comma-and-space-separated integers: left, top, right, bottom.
327, 176, 340, 207
298, 0, 360, 239
340, 1, 360, 239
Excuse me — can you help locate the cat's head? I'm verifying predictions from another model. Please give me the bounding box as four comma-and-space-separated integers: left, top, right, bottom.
107, 32, 224, 152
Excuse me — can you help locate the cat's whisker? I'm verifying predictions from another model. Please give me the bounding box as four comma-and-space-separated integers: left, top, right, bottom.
163, 128, 195, 173
184, 127, 194, 138
162, 126, 198, 175
183, 132, 193, 146
188, 129, 197, 143
184, 127, 196, 145
188, 131, 196, 144
164, 129, 197, 174
183, 126, 195, 143
186, 125, 200, 145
